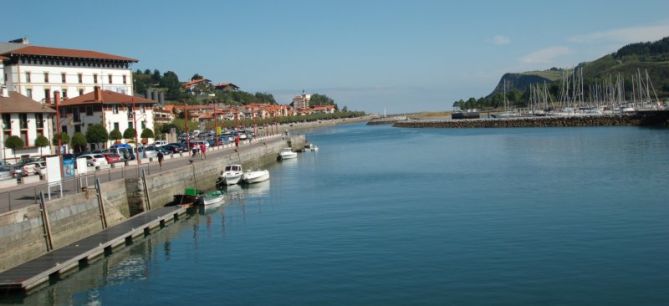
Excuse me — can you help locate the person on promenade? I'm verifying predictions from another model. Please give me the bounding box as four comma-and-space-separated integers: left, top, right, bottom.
200, 143, 206, 160
157, 151, 164, 168
234, 135, 240, 149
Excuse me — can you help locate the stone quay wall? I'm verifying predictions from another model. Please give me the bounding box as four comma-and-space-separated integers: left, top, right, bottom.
0, 135, 301, 272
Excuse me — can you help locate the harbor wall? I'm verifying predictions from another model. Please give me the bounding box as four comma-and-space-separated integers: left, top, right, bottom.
393, 113, 669, 128
0, 135, 300, 272
0, 179, 133, 272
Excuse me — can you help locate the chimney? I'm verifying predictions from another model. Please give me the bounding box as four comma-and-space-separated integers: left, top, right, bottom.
94, 86, 101, 102
1, 87, 8, 98
54, 91, 61, 105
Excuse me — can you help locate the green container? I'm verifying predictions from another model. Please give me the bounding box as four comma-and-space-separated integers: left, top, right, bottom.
185, 187, 198, 196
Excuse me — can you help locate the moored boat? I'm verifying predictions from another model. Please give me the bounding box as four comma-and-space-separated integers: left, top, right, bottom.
304, 143, 319, 152
278, 148, 297, 160
173, 187, 201, 205
242, 169, 270, 184
217, 164, 243, 186
201, 190, 225, 206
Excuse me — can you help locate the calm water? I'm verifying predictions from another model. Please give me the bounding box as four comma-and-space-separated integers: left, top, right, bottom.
7, 124, 669, 305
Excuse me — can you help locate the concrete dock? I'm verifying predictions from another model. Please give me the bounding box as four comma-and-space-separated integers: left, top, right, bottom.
0, 205, 188, 293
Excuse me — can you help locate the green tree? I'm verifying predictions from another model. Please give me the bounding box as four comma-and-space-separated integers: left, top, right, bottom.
109, 128, 122, 143
34, 135, 49, 156
123, 127, 136, 141
86, 124, 109, 149
191, 73, 204, 81
52, 132, 70, 146
71, 132, 87, 153
5, 135, 24, 158
141, 128, 154, 139
151, 69, 162, 83
309, 93, 336, 106
160, 71, 182, 100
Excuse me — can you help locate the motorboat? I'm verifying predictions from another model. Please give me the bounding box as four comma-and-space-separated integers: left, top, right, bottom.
304, 143, 319, 152
217, 164, 243, 186
278, 148, 297, 160
201, 190, 225, 206
242, 169, 270, 184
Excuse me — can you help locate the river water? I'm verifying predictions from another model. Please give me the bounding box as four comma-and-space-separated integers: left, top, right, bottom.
5, 124, 669, 305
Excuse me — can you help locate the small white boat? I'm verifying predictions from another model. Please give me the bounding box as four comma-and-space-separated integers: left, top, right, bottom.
217, 164, 243, 186
201, 190, 225, 206
278, 148, 297, 160
242, 169, 270, 184
304, 143, 319, 152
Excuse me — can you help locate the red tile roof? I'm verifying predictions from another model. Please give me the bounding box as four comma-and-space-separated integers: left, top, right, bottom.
60, 90, 155, 106
0, 92, 56, 114
4, 45, 137, 62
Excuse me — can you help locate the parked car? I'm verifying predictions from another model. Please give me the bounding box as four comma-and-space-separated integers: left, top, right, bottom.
79, 154, 108, 167
103, 153, 122, 164
163, 143, 185, 154
0, 166, 13, 181
107, 144, 135, 161
152, 140, 168, 147
22, 161, 46, 176
138, 146, 159, 159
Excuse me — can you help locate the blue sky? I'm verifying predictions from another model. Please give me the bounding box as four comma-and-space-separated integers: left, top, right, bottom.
3, 0, 669, 113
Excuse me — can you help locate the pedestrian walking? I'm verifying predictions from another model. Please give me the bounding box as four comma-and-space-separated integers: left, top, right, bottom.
200, 143, 206, 160
157, 151, 164, 168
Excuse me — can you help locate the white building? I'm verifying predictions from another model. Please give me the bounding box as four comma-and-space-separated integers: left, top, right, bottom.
1, 41, 136, 104
292, 93, 311, 109
1, 88, 55, 161
58, 87, 156, 149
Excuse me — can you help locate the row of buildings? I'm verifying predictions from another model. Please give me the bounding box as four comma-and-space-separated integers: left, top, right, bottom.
0, 38, 335, 162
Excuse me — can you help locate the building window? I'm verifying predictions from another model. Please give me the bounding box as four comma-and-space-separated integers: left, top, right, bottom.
86, 106, 93, 116
141, 121, 146, 129
93, 74, 98, 83
108, 74, 113, 84
21, 131, 28, 146
25, 72, 31, 83
78, 73, 83, 84
79, 89, 84, 96
123, 75, 127, 84
113, 122, 119, 131
112, 105, 119, 114
26, 88, 32, 99
61, 72, 66, 83
129, 122, 133, 129
44, 72, 49, 83
2, 114, 10, 130
3, 73, 6, 84
44, 89, 51, 103
62, 89, 68, 98
19, 114, 28, 129
73, 108, 80, 122
61, 126, 67, 134
74, 125, 81, 133
36, 114, 44, 128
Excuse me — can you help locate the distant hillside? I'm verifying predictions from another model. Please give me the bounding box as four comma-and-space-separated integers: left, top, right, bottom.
455, 36, 669, 109
488, 69, 564, 98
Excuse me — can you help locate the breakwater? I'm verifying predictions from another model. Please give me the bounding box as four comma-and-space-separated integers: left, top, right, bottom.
393, 111, 669, 128
0, 135, 302, 273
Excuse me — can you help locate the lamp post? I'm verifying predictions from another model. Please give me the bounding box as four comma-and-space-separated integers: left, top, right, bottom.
213, 103, 218, 146
54, 91, 64, 177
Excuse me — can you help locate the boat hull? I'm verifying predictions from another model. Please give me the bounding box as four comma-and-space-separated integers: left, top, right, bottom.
242, 170, 270, 184
202, 191, 225, 206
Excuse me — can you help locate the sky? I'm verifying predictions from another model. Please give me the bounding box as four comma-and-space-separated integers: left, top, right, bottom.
3, 0, 669, 113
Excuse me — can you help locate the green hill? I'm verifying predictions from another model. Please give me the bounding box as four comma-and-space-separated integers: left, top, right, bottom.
455, 37, 669, 109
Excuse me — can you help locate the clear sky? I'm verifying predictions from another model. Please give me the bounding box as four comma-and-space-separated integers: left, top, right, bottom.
3, 0, 669, 113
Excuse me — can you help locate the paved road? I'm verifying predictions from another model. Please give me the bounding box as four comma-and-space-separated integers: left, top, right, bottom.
0, 134, 285, 213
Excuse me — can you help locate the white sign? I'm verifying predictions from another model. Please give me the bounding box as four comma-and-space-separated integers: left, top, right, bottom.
46, 156, 61, 183
76, 158, 88, 175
